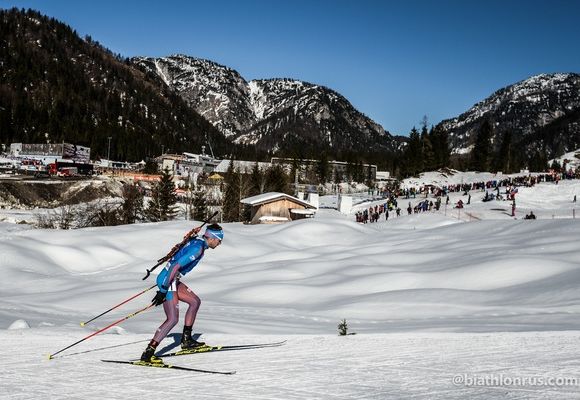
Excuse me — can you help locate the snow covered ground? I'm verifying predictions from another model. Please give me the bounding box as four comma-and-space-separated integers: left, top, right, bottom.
1, 176, 580, 398
4, 331, 579, 399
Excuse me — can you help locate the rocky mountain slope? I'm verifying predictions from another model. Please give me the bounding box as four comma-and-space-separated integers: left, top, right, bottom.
438, 73, 580, 158
131, 55, 399, 157
4, 8, 578, 172
0, 8, 230, 161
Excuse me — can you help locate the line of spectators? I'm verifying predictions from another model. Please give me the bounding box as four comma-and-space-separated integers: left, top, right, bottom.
355, 172, 578, 223
355, 198, 401, 223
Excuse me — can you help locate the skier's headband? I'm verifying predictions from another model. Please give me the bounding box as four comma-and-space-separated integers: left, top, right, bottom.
204, 228, 224, 242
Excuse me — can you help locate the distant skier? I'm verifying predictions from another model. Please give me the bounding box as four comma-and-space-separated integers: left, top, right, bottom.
140, 223, 224, 363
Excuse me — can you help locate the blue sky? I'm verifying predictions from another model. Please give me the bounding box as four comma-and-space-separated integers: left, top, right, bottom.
3, 0, 580, 135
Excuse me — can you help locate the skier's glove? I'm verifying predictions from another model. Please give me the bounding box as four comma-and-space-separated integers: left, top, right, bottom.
152, 291, 166, 306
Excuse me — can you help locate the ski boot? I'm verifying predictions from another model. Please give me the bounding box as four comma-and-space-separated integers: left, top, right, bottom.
181, 326, 205, 350
140, 341, 162, 364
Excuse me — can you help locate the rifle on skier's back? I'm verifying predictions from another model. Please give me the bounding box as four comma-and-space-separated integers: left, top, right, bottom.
142, 211, 218, 280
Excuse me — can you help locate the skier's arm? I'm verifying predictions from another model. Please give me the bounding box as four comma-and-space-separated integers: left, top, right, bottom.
173, 241, 204, 271
158, 264, 181, 293
163, 227, 202, 260
167, 264, 182, 288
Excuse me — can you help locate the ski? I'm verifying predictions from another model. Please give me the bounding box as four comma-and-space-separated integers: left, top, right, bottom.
101, 359, 236, 375
157, 340, 287, 358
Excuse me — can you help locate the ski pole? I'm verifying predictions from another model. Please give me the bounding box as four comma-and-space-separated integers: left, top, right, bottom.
142, 211, 218, 280
80, 284, 156, 326
48, 303, 154, 360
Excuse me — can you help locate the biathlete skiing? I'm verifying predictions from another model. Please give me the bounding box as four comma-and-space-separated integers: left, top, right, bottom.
140, 223, 224, 363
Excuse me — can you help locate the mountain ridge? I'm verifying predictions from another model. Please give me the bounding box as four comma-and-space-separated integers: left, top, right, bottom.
438, 72, 580, 162
0, 8, 232, 161
131, 55, 400, 159
3, 8, 580, 174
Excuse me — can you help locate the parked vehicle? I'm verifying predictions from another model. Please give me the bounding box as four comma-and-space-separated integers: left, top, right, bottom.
56, 166, 78, 177
47, 161, 93, 176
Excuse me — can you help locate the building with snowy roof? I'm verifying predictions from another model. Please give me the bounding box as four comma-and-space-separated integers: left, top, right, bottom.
241, 192, 317, 224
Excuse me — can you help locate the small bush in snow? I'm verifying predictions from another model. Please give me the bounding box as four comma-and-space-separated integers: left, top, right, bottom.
338, 319, 348, 336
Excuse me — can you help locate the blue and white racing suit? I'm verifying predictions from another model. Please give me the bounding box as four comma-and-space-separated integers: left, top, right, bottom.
152, 237, 208, 343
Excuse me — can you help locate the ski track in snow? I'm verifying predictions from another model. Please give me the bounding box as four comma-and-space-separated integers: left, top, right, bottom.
1, 331, 579, 399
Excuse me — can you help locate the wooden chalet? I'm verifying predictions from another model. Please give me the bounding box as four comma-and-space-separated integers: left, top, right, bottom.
240, 192, 317, 224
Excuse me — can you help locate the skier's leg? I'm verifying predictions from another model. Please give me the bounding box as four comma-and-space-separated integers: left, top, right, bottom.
152, 293, 180, 343
141, 293, 179, 361
177, 282, 201, 327
177, 282, 204, 348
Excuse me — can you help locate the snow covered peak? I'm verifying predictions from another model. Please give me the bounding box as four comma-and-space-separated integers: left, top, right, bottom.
131, 56, 395, 153
439, 73, 580, 157
248, 78, 338, 122
132, 55, 254, 136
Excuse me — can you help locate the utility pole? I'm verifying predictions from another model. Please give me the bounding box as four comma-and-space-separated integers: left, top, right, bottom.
294, 168, 299, 197
107, 137, 112, 167
205, 134, 215, 158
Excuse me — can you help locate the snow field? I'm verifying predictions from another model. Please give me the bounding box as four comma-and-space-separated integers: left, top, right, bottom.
1, 176, 580, 398
1, 330, 579, 399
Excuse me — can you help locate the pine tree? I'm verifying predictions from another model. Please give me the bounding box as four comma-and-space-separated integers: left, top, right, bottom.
120, 183, 144, 224
549, 158, 561, 172
264, 164, 290, 193
403, 127, 423, 177
333, 168, 341, 184
142, 160, 158, 174
533, 151, 548, 172
470, 120, 493, 172
222, 158, 241, 222
191, 189, 209, 221
345, 160, 355, 182
145, 168, 178, 222
492, 131, 513, 173
431, 126, 450, 169
421, 125, 436, 171
366, 164, 374, 188
354, 160, 364, 183
249, 162, 265, 197
237, 171, 252, 221
316, 153, 330, 184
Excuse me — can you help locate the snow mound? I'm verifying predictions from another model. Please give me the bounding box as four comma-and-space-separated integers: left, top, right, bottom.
8, 319, 30, 330
1, 179, 580, 334
101, 326, 127, 335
